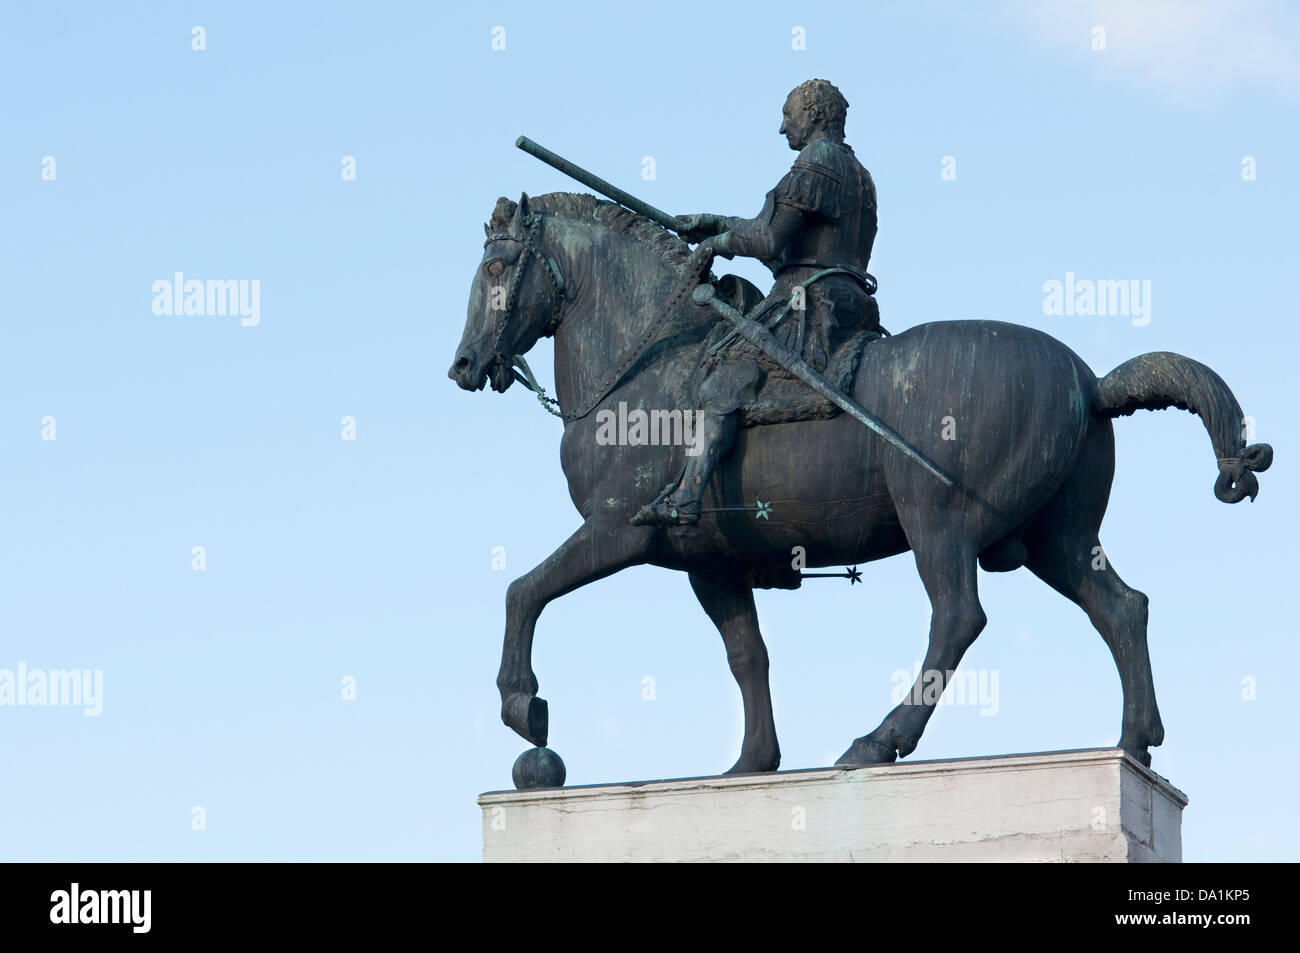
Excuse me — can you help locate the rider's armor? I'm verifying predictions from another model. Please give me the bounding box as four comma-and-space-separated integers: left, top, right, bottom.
771, 137, 877, 276
729, 138, 881, 371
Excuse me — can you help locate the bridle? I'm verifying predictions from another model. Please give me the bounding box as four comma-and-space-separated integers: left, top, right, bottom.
483, 212, 567, 355
478, 209, 706, 421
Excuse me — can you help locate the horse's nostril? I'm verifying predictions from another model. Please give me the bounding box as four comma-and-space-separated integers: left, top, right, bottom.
451, 356, 471, 379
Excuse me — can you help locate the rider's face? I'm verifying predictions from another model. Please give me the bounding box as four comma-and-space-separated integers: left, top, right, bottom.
780, 97, 816, 150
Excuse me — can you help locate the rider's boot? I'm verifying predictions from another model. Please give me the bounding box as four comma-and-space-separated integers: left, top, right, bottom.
631, 410, 737, 527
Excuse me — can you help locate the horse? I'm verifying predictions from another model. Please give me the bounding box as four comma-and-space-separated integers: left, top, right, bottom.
449, 190, 1272, 775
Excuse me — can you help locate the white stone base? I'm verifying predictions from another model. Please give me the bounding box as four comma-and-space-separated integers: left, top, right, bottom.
478, 748, 1186, 863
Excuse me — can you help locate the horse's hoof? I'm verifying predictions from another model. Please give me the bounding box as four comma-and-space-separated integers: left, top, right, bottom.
835, 736, 897, 767
502, 693, 548, 747
513, 746, 566, 789
1120, 743, 1153, 768
724, 747, 781, 775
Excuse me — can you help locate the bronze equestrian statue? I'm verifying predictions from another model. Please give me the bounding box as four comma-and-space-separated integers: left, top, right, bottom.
449, 79, 1273, 788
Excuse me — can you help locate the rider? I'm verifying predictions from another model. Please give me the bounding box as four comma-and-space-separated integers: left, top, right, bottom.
632, 78, 881, 527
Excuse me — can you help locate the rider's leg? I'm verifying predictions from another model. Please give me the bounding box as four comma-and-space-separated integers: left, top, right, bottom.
671, 408, 737, 516
631, 356, 760, 527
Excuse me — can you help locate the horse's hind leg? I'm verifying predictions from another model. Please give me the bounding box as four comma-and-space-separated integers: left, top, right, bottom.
1024, 523, 1164, 766
1021, 418, 1164, 766
689, 571, 780, 773
498, 520, 655, 746
838, 530, 987, 765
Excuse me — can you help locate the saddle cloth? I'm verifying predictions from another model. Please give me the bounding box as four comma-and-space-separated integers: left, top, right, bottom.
673, 305, 882, 428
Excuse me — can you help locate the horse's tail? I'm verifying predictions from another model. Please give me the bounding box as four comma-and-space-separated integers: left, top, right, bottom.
1096, 352, 1272, 503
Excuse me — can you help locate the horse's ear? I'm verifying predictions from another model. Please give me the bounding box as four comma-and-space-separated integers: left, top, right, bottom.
483, 222, 491, 237
517, 192, 531, 221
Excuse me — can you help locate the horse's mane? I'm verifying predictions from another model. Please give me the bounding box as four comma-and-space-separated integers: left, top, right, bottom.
490, 193, 691, 266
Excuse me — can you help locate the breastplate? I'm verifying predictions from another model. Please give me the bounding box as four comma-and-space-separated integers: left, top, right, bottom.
779, 165, 877, 274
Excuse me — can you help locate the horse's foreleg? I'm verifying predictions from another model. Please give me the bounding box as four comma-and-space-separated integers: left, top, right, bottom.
689, 571, 780, 774
498, 520, 656, 746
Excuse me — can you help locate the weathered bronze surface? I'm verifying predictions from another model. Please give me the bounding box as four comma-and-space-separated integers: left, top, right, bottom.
450, 80, 1273, 789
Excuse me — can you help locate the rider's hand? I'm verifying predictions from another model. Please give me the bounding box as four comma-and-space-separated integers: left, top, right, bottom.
699, 232, 736, 260
685, 233, 734, 280
677, 213, 718, 244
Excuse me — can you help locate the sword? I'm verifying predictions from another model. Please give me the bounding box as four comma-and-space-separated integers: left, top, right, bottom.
516, 136, 688, 234
691, 284, 956, 488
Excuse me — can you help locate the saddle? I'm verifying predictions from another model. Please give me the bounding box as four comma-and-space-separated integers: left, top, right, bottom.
673, 273, 884, 428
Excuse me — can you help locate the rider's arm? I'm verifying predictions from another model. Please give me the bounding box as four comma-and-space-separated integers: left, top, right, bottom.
712, 204, 804, 260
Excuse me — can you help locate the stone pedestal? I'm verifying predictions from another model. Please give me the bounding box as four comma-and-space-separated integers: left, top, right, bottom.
478, 748, 1186, 863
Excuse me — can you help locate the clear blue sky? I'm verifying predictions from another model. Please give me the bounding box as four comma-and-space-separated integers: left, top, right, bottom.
2, 1, 1296, 861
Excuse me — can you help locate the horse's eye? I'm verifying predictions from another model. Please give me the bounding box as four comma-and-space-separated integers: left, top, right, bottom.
486, 260, 504, 278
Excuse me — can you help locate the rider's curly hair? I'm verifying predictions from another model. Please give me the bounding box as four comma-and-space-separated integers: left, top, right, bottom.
789, 79, 848, 137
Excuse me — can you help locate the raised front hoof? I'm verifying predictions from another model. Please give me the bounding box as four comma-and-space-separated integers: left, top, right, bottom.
512, 746, 566, 790
724, 747, 781, 775
501, 693, 548, 747
835, 736, 898, 767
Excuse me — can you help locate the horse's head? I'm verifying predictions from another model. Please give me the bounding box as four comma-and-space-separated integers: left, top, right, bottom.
449, 192, 565, 393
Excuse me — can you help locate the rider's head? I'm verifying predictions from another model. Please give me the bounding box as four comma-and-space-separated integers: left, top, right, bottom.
781, 79, 848, 149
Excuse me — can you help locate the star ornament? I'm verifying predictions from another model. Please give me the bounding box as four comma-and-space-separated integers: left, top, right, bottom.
754, 500, 772, 520
846, 566, 863, 585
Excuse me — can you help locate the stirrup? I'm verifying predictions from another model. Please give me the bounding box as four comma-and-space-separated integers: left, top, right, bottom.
630, 494, 701, 527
